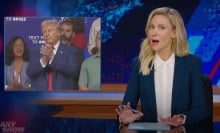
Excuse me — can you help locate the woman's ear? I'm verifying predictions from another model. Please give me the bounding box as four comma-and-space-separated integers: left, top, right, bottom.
171, 30, 176, 39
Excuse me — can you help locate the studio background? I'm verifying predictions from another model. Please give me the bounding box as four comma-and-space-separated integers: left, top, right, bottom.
0, 0, 219, 133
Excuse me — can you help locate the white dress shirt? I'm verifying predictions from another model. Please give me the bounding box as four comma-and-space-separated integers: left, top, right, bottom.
49, 40, 59, 64
154, 53, 175, 122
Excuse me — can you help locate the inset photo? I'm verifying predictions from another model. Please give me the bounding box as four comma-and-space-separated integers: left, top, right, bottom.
4, 17, 101, 91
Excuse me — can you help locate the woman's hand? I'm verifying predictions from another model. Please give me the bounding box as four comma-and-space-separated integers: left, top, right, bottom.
6, 80, 30, 90
116, 102, 143, 124
159, 114, 185, 127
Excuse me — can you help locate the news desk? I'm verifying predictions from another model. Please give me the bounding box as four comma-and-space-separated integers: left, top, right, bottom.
35, 84, 137, 119
35, 84, 220, 121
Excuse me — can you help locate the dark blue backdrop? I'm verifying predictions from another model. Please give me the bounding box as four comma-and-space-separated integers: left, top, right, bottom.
0, 0, 219, 133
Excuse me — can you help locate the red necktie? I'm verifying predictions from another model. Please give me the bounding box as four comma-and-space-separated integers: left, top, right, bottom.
48, 67, 53, 90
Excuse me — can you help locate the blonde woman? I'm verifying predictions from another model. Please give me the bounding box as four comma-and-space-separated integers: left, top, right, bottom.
116, 7, 208, 128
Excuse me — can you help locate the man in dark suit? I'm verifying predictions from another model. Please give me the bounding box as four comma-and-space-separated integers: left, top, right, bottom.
27, 19, 78, 90
60, 18, 84, 90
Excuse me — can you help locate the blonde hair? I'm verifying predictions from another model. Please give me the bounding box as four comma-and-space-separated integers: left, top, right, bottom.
95, 31, 100, 46
41, 19, 60, 32
139, 7, 190, 75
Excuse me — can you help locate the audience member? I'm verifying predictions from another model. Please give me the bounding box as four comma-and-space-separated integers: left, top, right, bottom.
88, 17, 100, 55
60, 18, 84, 89
79, 31, 101, 90
5, 36, 31, 90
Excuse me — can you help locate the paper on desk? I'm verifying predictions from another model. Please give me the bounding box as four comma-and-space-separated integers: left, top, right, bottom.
128, 122, 170, 131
